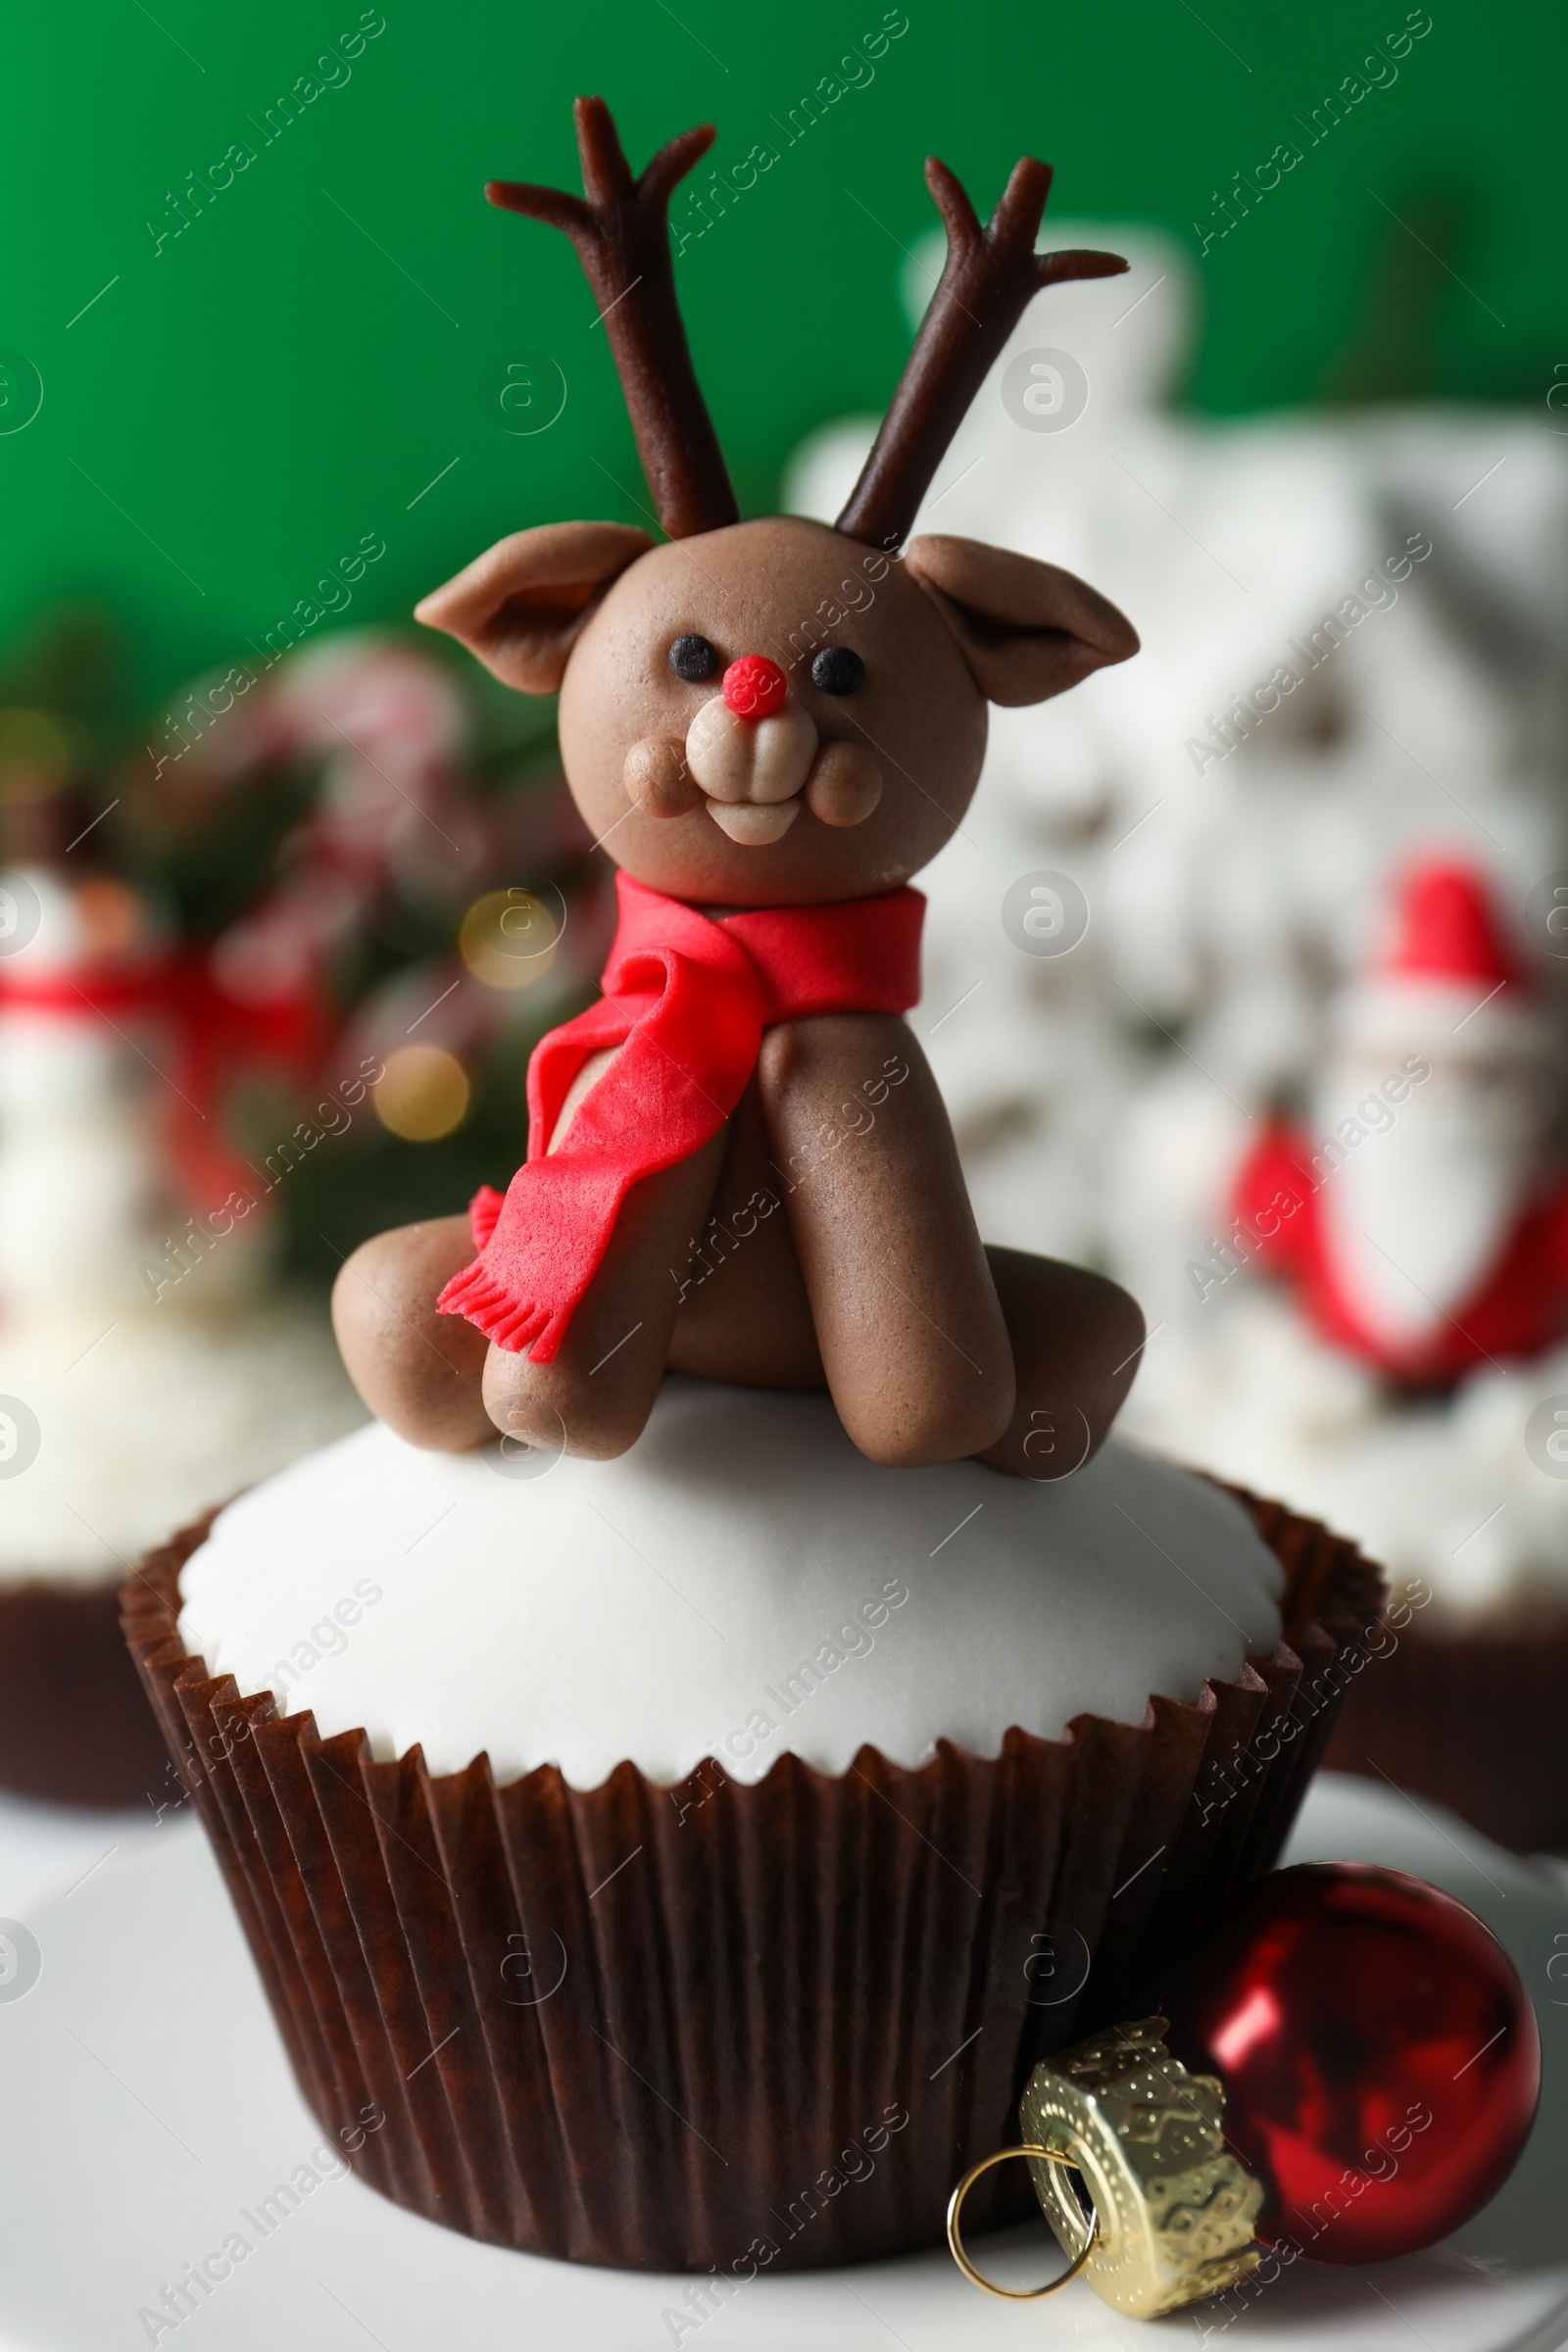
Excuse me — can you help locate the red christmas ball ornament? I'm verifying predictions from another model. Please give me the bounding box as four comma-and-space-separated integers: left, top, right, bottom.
722, 654, 788, 720
1163, 1862, 1540, 2266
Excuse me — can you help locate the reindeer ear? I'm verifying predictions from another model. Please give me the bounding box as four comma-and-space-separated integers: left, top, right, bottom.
904, 534, 1138, 708
414, 521, 657, 693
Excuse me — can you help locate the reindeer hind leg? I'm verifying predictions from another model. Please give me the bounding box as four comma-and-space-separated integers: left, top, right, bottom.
975, 1246, 1147, 1480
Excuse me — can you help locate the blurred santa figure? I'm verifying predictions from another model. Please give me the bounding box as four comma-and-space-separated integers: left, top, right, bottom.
1233, 854, 1568, 1385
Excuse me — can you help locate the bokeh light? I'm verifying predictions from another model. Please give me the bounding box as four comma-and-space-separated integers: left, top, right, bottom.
459, 887, 562, 990
373, 1045, 471, 1142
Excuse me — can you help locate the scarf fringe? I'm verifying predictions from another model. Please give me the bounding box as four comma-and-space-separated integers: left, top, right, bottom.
436, 1259, 563, 1360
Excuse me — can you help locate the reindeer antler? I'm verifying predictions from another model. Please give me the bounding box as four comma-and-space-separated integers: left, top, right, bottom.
489, 97, 738, 541
836, 157, 1126, 551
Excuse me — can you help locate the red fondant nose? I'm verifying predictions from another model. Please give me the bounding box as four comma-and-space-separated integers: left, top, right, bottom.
721, 655, 788, 721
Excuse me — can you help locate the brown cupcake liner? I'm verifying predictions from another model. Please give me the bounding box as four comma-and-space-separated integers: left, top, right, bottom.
122, 1481, 1382, 2273
1325, 1598, 1568, 1856
0, 1576, 173, 1809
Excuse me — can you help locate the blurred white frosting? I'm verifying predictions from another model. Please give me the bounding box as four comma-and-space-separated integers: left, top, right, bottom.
0, 1298, 365, 1586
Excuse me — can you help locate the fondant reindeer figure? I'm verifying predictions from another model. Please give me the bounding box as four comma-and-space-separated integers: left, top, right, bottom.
334, 97, 1146, 1475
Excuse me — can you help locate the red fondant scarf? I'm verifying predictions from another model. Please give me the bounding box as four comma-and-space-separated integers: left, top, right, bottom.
439, 872, 924, 1360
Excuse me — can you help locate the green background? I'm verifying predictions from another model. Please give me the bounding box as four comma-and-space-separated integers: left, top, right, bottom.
0, 0, 1557, 707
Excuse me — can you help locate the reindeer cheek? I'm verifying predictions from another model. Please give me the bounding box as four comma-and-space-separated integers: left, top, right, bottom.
806, 741, 883, 828
623, 737, 701, 819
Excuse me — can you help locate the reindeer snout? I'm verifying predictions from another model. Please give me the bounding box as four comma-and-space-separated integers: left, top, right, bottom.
685, 661, 816, 845
620, 649, 887, 846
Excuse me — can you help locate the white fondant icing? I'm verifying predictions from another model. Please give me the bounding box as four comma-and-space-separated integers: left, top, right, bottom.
177, 1378, 1283, 1790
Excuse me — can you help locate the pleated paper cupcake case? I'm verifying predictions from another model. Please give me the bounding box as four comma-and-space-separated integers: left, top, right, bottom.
1325, 1601, 1568, 1855
122, 1485, 1383, 2273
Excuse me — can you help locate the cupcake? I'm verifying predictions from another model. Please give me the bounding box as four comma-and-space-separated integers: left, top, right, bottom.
124, 1378, 1380, 2271
0, 864, 365, 1808
1, 1299, 365, 1808
1109, 855, 1568, 1854
122, 91, 1379, 2276
1124, 1289, 1568, 1855
1311, 1340, 1568, 1855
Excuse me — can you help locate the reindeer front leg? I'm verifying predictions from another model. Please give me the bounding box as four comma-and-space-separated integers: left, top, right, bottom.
479, 1123, 727, 1459
758, 1014, 1013, 1465
335, 1048, 728, 1458
331, 1213, 494, 1450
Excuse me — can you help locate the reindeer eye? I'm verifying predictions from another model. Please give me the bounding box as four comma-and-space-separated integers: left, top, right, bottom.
669, 634, 718, 683
811, 645, 865, 696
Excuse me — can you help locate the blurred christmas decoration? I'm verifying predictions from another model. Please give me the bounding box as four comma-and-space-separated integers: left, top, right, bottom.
788, 217, 1568, 1850
1233, 857, 1568, 1384
1, 614, 612, 1272
0, 611, 605, 1806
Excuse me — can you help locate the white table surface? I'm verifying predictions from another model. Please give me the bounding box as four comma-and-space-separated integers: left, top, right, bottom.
0, 1772, 1564, 2352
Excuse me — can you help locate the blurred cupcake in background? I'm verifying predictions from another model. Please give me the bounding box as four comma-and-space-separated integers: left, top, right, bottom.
0, 621, 594, 1808
1122, 858, 1568, 1853
1316, 1344, 1568, 1855
0, 852, 366, 1807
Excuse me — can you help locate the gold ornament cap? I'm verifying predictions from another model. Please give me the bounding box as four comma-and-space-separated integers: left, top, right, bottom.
949, 2015, 1263, 2320
1024, 2015, 1262, 2317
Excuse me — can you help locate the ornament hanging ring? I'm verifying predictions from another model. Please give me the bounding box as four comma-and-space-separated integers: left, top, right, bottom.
946, 2143, 1099, 2299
